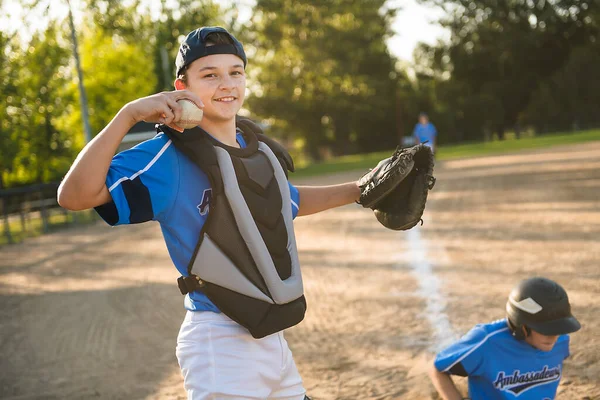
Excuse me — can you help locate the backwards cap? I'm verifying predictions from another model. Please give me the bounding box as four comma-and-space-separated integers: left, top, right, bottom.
175, 26, 247, 77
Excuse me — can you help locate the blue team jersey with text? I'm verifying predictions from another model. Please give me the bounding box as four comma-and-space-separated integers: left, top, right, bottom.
434, 319, 570, 400
95, 131, 300, 312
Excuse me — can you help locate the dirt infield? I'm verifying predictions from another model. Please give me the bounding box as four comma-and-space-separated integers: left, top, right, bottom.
1, 142, 599, 400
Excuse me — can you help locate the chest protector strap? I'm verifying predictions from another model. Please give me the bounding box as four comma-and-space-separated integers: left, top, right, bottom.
158, 118, 305, 338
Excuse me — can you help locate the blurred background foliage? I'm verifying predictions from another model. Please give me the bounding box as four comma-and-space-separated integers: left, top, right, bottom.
0, 0, 599, 189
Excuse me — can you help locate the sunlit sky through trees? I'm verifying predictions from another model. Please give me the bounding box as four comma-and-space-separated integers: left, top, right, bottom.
1, 0, 448, 63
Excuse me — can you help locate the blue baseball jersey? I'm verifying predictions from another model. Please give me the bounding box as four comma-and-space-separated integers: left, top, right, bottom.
95, 131, 300, 312
434, 319, 570, 400
413, 122, 437, 150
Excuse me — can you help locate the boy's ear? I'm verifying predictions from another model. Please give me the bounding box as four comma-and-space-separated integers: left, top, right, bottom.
174, 79, 186, 90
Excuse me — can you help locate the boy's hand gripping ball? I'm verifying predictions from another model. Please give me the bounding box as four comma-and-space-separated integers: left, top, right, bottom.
177, 99, 204, 129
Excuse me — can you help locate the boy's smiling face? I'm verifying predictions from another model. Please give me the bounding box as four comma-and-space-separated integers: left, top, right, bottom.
176, 53, 246, 123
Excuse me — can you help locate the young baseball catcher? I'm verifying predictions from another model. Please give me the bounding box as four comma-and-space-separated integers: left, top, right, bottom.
58, 25, 435, 400
429, 276, 581, 400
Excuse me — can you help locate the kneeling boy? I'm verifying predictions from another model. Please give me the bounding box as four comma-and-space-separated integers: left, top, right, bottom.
429, 277, 581, 400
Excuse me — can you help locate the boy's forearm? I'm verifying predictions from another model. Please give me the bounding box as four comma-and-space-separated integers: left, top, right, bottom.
58, 107, 137, 210
296, 182, 360, 216
429, 366, 464, 400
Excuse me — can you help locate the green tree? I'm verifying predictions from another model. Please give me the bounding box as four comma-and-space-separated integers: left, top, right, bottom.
416, 0, 598, 140
0, 30, 20, 189
10, 23, 73, 185
247, 0, 399, 158
525, 42, 600, 133
57, 22, 158, 138
85, 0, 224, 91
0, 28, 19, 241
0, 0, 226, 187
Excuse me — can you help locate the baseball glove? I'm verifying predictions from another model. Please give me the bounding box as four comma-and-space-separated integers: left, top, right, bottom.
357, 144, 436, 230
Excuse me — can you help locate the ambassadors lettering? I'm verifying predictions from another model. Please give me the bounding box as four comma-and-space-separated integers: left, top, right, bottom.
494, 365, 561, 395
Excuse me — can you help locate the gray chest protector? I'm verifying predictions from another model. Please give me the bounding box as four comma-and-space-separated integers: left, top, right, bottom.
159, 117, 306, 338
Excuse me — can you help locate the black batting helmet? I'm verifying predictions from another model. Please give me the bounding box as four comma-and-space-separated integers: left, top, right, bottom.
506, 277, 580, 339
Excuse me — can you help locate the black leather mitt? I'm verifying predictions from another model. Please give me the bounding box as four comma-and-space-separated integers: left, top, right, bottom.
357, 144, 436, 230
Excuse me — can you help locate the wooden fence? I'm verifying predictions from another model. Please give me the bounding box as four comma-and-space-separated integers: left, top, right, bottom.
0, 182, 97, 245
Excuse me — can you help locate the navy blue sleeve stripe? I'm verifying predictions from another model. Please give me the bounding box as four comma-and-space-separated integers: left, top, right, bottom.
448, 362, 468, 377
121, 176, 153, 224
94, 201, 119, 226
442, 327, 509, 373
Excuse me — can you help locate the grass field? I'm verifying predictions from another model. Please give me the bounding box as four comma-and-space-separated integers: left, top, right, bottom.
292, 129, 600, 178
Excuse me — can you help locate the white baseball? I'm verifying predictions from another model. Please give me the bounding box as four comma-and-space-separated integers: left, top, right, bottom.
177, 99, 203, 129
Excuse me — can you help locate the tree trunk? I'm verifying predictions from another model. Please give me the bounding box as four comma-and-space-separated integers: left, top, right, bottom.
396, 91, 404, 144
0, 175, 13, 244
68, 0, 92, 144
305, 125, 323, 162
497, 125, 505, 140
332, 115, 352, 156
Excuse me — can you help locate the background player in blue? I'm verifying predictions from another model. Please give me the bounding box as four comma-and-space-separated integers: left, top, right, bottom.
428, 277, 581, 400
413, 112, 437, 154
58, 27, 363, 399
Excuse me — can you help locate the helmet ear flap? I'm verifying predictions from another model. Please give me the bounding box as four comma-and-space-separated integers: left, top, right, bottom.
508, 318, 527, 340
515, 325, 531, 340
512, 326, 525, 340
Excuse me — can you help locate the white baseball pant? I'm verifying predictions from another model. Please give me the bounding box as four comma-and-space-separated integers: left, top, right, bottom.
176, 311, 306, 400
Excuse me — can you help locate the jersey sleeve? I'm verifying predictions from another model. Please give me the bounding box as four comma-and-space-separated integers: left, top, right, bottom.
289, 182, 300, 219
95, 135, 179, 226
434, 325, 488, 377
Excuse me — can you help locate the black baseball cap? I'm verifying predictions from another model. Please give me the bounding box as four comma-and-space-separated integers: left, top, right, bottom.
175, 26, 247, 77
